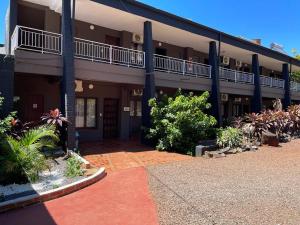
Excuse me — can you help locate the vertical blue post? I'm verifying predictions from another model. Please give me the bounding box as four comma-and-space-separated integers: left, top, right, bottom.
61, 0, 75, 150
283, 63, 291, 109
251, 54, 262, 113
209, 41, 221, 126
7, 0, 17, 54
141, 21, 155, 143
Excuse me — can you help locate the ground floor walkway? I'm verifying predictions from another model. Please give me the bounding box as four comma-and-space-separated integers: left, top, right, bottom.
80, 139, 192, 172
0, 167, 159, 225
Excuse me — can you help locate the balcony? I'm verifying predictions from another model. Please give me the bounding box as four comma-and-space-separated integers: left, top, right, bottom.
291, 81, 300, 92
11, 26, 145, 69
219, 67, 254, 84
260, 75, 285, 89
154, 54, 211, 78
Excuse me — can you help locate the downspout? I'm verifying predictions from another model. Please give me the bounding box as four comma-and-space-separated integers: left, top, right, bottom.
72, 0, 76, 37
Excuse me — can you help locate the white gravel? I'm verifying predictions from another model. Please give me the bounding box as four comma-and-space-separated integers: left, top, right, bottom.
0, 157, 83, 200
147, 140, 300, 225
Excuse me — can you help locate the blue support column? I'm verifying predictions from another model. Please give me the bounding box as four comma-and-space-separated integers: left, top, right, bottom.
0, 55, 14, 117
251, 54, 262, 113
209, 41, 221, 126
7, 0, 17, 54
61, 0, 76, 150
283, 63, 291, 109
141, 21, 155, 143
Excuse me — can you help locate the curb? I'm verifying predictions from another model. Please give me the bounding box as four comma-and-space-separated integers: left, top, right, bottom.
0, 167, 106, 213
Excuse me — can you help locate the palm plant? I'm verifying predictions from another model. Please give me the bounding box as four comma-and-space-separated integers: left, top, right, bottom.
0, 125, 59, 183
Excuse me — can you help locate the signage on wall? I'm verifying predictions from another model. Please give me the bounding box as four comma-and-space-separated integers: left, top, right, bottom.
234, 97, 242, 103
132, 89, 143, 96
75, 80, 83, 92
123, 107, 130, 112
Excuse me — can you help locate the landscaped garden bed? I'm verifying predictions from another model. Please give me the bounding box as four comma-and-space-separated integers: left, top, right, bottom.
0, 154, 87, 203
0, 97, 102, 207
147, 90, 300, 158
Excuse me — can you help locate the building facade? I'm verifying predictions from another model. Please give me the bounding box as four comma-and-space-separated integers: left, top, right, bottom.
1, 0, 300, 149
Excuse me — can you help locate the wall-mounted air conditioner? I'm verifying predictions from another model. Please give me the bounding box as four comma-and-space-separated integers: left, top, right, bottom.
236, 60, 242, 68
221, 93, 228, 102
132, 33, 144, 44
222, 56, 230, 65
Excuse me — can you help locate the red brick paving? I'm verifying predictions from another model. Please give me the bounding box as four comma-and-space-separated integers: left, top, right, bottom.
80, 139, 192, 172
0, 167, 159, 225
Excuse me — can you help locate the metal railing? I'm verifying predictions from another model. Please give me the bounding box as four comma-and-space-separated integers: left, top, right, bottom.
74, 38, 145, 68
154, 54, 211, 78
219, 67, 254, 84
11, 25, 62, 55
11, 26, 145, 68
260, 75, 285, 89
291, 81, 300, 92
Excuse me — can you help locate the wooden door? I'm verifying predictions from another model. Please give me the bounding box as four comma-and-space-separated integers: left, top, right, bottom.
103, 98, 119, 138
25, 95, 44, 122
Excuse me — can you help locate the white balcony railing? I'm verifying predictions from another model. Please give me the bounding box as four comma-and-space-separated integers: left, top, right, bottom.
154, 54, 211, 78
74, 38, 145, 68
219, 67, 254, 84
291, 81, 300, 92
11, 25, 62, 55
11, 26, 145, 68
260, 75, 285, 89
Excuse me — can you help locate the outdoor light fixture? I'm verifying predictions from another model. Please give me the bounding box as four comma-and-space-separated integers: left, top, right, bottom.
159, 90, 164, 95
88, 84, 94, 90
90, 25, 95, 30
158, 42, 162, 47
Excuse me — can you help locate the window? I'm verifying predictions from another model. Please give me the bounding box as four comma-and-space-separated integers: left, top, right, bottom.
130, 100, 142, 117
76, 98, 97, 128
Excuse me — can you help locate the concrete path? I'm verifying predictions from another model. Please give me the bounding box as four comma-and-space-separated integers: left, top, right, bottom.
0, 167, 159, 225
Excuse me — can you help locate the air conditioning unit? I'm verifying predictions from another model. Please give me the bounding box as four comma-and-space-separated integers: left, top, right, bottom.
132, 33, 144, 44
236, 60, 242, 68
221, 93, 228, 102
222, 56, 230, 65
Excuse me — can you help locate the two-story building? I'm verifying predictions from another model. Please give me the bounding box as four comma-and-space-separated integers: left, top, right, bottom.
1, 0, 300, 150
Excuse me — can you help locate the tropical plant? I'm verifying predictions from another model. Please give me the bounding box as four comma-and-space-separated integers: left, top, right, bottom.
217, 127, 243, 149
41, 108, 69, 127
41, 108, 69, 152
65, 155, 84, 178
0, 97, 16, 137
0, 125, 59, 183
148, 90, 217, 155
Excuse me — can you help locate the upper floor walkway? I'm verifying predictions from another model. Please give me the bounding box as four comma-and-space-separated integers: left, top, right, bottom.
12, 25, 299, 96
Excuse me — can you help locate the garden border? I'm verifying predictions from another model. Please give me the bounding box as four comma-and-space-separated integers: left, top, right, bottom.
0, 167, 106, 213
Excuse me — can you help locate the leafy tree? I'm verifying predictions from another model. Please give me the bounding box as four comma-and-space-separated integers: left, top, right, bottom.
291, 49, 300, 82
148, 90, 217, 155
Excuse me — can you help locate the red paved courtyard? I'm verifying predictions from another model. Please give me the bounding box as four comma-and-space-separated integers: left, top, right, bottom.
80, 139, 193, 172
0, 167, 159, 225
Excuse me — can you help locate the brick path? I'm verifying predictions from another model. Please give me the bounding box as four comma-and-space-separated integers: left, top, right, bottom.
80, 139, 192, 172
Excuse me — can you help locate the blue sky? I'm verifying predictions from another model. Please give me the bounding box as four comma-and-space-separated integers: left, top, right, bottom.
1, 0, 299, 55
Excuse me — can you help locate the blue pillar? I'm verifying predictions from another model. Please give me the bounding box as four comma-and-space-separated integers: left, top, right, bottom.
61, 0, 75, 150
251, 54, 262, 113
141, 21, 155, 143
209, 41, 221, 126
0, 55, 14, 117
283, 63, 291, 109
7, 0, 17, 54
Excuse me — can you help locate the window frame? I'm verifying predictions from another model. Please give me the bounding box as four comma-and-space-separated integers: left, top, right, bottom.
76, 97, 98, 129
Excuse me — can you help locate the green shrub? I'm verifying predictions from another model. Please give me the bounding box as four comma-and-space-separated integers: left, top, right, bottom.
65, 156, 84, 178
217, 127, 243, 149
0, 125, 59, 183
148, 91, 217, 155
